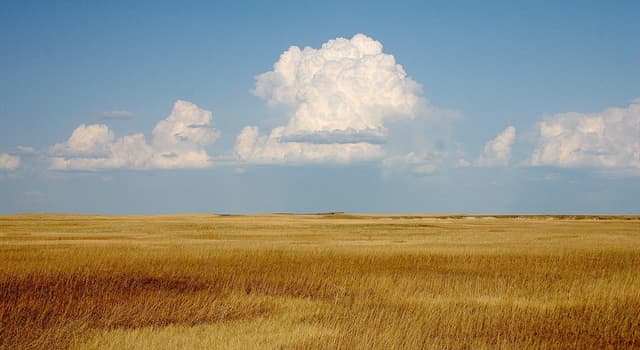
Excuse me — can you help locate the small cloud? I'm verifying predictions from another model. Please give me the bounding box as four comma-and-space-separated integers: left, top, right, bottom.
528, 99, 640, 173
49, 124, 115, 157
0, 153, 20, 171
412, 163, 438, 176
456, 159, 471, 168
476, 126, 516, 167
16, 146, 38, 155
99, 110, 134, 120
383, 150, 443, 176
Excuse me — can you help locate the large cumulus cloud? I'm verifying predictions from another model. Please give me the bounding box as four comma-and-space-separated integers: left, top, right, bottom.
529, 99, 640, 171
49, 100, 220, 170
236, 33, 424, 164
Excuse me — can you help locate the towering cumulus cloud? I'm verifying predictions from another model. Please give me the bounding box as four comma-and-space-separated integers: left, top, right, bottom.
530, 100, 640, 171
236, 33, 423, 164
476, 126, 516, 167
50, 100, 219, 170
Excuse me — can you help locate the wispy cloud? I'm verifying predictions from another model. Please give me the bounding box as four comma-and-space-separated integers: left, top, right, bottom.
383, 150, 446, 177
15, 146, 38, 155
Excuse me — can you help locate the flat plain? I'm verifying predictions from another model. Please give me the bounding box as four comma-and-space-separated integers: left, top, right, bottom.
1, 213, 639, 349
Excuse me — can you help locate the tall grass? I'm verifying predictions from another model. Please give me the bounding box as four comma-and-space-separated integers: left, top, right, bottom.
1, 214, 639, 349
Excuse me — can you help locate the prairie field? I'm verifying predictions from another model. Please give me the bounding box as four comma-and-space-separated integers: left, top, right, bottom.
1, 213, 639, 349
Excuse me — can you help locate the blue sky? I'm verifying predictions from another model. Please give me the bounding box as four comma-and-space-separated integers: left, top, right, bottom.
1, 1, 639, 214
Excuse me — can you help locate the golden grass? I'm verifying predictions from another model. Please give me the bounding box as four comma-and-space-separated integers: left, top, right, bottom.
1, 214, 639, 349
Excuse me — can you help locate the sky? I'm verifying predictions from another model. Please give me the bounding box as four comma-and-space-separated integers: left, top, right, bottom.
1, 0, 639, 214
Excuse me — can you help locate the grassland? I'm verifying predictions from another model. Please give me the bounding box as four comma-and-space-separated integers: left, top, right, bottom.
1, 213, 639, 349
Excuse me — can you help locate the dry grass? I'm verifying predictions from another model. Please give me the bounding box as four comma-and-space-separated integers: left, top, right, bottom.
1, 214, 639, 349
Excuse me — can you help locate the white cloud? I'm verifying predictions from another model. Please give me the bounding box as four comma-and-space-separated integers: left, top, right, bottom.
0, 153, 20, 171
150, 100, 220, 168
49, 100, 219, 170
50, 124, 115, 157
529, 100, 640, 170
382, 150, 443, 176
237, 33, 424, 164
476, 126, 516, 167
